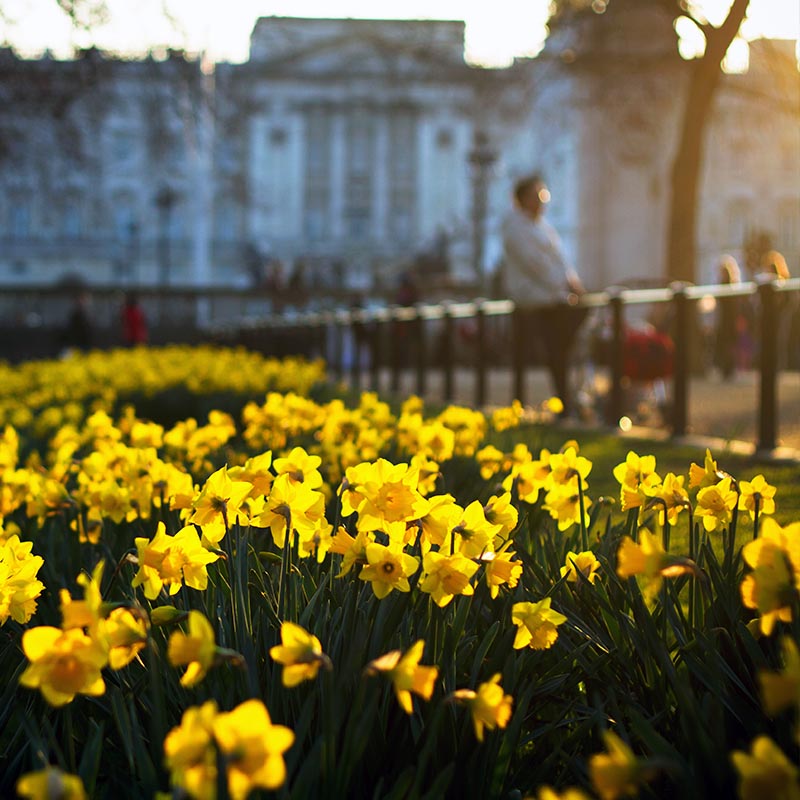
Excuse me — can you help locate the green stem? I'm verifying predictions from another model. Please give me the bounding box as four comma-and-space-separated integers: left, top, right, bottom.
577, 474, 588, 552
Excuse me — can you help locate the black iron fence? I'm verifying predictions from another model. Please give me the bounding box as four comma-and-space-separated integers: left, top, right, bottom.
0, 278, 797, 452
213, 277, 800, 454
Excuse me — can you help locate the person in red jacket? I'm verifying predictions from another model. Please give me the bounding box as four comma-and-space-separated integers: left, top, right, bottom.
122, 293, 148, 346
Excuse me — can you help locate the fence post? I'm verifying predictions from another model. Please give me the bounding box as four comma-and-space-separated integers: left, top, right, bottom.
607, 292, 625, 426
349, 310, 360, 392
757, 279, 778, 452
390, 310, 401, 395
475, 303, 487, 408
512, 306, 525, 405
415, 310, 427, 398
670, 284, 689, 438
370, 312, 381, 392
442, 307, 454, 403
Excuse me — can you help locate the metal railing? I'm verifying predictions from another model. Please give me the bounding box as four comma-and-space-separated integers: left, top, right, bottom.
211, 277, 800, 454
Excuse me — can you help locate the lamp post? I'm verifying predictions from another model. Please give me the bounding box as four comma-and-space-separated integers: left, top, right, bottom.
468, 130, 497, 286
155, 185, 177, 287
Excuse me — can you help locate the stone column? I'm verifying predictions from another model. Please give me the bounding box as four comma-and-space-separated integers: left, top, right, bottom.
372, 109, 389, 241
330, 110, 346, 241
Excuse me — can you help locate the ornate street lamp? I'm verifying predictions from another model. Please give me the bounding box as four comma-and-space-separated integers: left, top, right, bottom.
468, 130, 497, 285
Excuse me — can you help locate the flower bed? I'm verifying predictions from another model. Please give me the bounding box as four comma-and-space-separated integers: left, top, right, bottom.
1, 347, 797, 799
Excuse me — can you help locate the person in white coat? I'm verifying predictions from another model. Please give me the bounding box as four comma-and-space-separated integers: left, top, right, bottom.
501, 174, 586, 415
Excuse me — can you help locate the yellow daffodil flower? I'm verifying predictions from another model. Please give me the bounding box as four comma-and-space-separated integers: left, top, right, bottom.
741, 518, 800, 635
212, 699, 295, 799
17, 766, 87, 800
730, 736, 800, 800
695, 477, 738, 532
759, 636, 800, 717
560, 550, 601, 584
365, 639, 438, 714
589, 730, 647, 800
168, 610, 218, 687
511, 598, 567, 650
269, 621, 332, 687
164, 700, 218, 800
0, 534, 45, 626
131, 522, 219, 600
738, 474, 777, 520
450, 673, 513, 741
420, 550, 479, 607
483, 546, 523, 599
358, 542, 419, 599
19, 626, 107, 706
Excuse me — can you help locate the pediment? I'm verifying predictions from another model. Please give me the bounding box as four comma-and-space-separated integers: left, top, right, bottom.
260, 34, 465, 79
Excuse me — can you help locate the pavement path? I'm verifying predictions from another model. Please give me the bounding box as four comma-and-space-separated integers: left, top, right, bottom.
348, 366, 800, 456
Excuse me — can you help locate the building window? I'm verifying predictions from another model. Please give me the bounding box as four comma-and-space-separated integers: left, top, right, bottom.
270, 128, 287, 146
9, 200, 31, 239
436, 128, 453, 148
62, 197, 83, 238
111, 130, 137, 167
345, 111, 374, 239
303, 109, 331, 239
389, 110, 417, 240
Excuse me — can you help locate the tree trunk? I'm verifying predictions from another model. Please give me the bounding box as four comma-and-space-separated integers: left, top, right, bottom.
666, 0, 750, 283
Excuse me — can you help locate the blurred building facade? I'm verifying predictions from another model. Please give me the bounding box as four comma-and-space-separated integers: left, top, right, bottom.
0, 9, 797, 292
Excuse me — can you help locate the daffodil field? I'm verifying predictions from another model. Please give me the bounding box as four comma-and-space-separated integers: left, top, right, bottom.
1, 345, 798, 800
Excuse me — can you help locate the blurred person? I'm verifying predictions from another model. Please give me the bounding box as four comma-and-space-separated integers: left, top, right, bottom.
501, 174, 586, 416
62, 292, 92, 353
122, 293, 148, 346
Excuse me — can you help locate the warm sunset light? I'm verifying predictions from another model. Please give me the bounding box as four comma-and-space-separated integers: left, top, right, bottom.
2, 0, 797, 65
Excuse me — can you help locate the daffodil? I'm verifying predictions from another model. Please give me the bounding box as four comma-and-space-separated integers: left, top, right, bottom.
477, 444, 507, 481
536, 787, 591, 800
689, 448, 721, 489
168, 610, 218, 687
511, 598, 567, 650
741, 518, 800, 635
358, 542, 419, 599
759, 636, 800, 717
452, 500, 502, 558
269, 621, 331, 687
617, 529, 696, 601
730, 736, 800, 800
483, 492, 519, 543
420, 550, 479, 607
0, 534, 45, 626
256, 473, 326, 549
164, 700, 218, 800
189, 465, 253, 539
365, 639, 439, 714
738, 474, 777, 520
491, 400, 523, 432
589, 730, 647, 800
560, 550, 601, 584
131, 522, 219, 600
100, 607, 149, 670
273, 446, 323, 488
17, 766, 87, 800
212, 699, 295, 799
483, 546, 523, 599
19, 626, 107, 706
695, 477, 738, 532
355, 459, 430, 531
450, 673, 513, 741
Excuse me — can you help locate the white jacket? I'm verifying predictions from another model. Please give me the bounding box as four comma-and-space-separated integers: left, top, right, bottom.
501, 207, 578, 305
